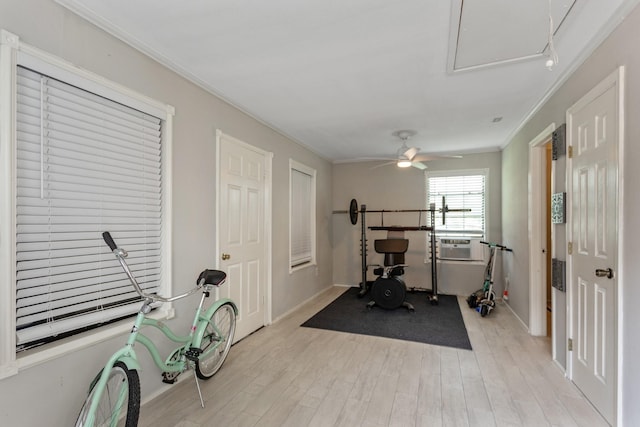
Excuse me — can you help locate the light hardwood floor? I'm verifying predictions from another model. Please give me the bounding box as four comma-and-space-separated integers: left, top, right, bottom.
138, 286, 608, 427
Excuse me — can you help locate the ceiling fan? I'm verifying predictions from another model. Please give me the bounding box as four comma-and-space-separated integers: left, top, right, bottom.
372, 130, 461, 170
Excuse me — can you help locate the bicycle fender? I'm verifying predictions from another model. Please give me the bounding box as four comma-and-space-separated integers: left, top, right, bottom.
118, 355, 141, 371
195, 298, 237, 340
102, 346, 141, 373
206, 298, 238, 317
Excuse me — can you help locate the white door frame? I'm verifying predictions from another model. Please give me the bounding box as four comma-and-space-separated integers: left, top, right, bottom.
215, 129, 273, 326
566, 67, 624, 425
528, 123, 556, 337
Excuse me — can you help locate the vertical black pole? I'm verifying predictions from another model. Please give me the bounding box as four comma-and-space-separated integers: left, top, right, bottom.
358, 204, 368, 297
430, 206, 438, 303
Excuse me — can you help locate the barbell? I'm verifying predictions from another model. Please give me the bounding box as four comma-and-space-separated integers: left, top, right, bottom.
333, 198, 469, 225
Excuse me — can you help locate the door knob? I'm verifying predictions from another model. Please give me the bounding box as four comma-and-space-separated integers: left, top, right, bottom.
595, 268, 613, 279
221, 253, 231, 261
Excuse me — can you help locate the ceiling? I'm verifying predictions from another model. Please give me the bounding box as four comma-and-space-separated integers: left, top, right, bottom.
55, 0, 639, 163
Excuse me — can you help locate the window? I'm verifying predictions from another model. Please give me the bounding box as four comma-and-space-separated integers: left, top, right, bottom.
425, 169, 487, 239
0, 33, 173, 374
289, 160, 316, 270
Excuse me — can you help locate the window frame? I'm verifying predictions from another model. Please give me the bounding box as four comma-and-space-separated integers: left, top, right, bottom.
425, 168, 489, 240
0, 30, 174, 378
288, 159, 316, 272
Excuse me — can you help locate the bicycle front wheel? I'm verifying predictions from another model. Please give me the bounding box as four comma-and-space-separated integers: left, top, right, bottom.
75, 361, 140, 427
195, 302, 236, 379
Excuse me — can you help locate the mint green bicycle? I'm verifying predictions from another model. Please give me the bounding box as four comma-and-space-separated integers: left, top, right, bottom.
75, 232, 237, 427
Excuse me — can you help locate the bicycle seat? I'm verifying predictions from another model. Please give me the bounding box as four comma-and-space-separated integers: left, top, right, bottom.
197, 269, 227, 287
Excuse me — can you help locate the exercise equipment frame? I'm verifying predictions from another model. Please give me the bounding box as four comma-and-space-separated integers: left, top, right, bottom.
334, 198, 469, 305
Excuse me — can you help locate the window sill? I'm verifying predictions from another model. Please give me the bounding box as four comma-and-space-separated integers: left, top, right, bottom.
10, 304, 174, 377
289, 261, 317, 274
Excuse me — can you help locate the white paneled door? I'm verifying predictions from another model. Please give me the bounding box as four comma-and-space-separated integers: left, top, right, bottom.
568, 68, 622, 425
217, 131, 271, 342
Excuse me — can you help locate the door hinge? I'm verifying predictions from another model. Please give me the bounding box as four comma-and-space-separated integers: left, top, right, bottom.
568, 145, 573, 158
568, 338, 573, 351
551, 124, 566, 160
568, 242, 573, 255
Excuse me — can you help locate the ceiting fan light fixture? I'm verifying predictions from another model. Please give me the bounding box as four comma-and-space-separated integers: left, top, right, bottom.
397, 158, 412, 168
376, 129, 460, 170
394, 130, 418, 167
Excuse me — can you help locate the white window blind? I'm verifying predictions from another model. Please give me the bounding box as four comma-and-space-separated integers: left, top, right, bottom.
290, 168, 312, 267
426, 172, 486, 239
15, 66, 163, 351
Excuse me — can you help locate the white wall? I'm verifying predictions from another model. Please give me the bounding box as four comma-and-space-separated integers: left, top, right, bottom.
501, 3, 640, 424
332, 152, 502, 298
0, 0, 333, 425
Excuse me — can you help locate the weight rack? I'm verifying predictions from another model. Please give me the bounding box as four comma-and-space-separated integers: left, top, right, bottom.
334, 198, 469, 305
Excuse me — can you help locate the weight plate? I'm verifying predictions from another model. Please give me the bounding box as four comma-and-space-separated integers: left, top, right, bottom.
349, 198, 358, 225
371, 277, 406, 309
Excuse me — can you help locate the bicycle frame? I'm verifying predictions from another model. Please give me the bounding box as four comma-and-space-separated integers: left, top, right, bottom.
80, 232, 237, 426
85, 288, 235, 426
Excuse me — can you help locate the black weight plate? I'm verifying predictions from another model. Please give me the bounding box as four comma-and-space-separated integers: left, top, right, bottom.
371, 277, 406, 310
349, 198, 358, 225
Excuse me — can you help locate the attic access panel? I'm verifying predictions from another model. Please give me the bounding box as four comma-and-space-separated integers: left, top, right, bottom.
449, 0, 576, 71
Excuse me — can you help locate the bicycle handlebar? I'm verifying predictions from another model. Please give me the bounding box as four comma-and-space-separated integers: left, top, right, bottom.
480, 241, 513, 252
102, 231, 206, 303
103, 231, 117, 251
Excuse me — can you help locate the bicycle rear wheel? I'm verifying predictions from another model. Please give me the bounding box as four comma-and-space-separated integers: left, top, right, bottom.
195, 302, 236, 379
75, 361, 140, 427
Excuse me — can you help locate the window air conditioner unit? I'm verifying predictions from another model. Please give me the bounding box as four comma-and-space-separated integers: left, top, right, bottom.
438, 238, 483, 261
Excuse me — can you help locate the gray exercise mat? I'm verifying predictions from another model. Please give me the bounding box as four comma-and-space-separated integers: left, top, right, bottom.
301, 287, 472, 350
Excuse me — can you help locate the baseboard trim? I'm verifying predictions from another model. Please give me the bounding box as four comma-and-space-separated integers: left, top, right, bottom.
271, 285, 341, 324
502, 300, 530, 333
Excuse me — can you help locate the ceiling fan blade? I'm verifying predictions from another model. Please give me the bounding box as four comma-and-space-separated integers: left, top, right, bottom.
352, 157, 396, 162
370, 160, 397, 169
410, 161, 428, 170
403, 146, 419, 160
412, 153, 462, 162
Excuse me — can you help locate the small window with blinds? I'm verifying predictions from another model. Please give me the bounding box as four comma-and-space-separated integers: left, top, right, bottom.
289, 160, 316, 270
15, 66, 164, 351
426, 170, 487, 239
